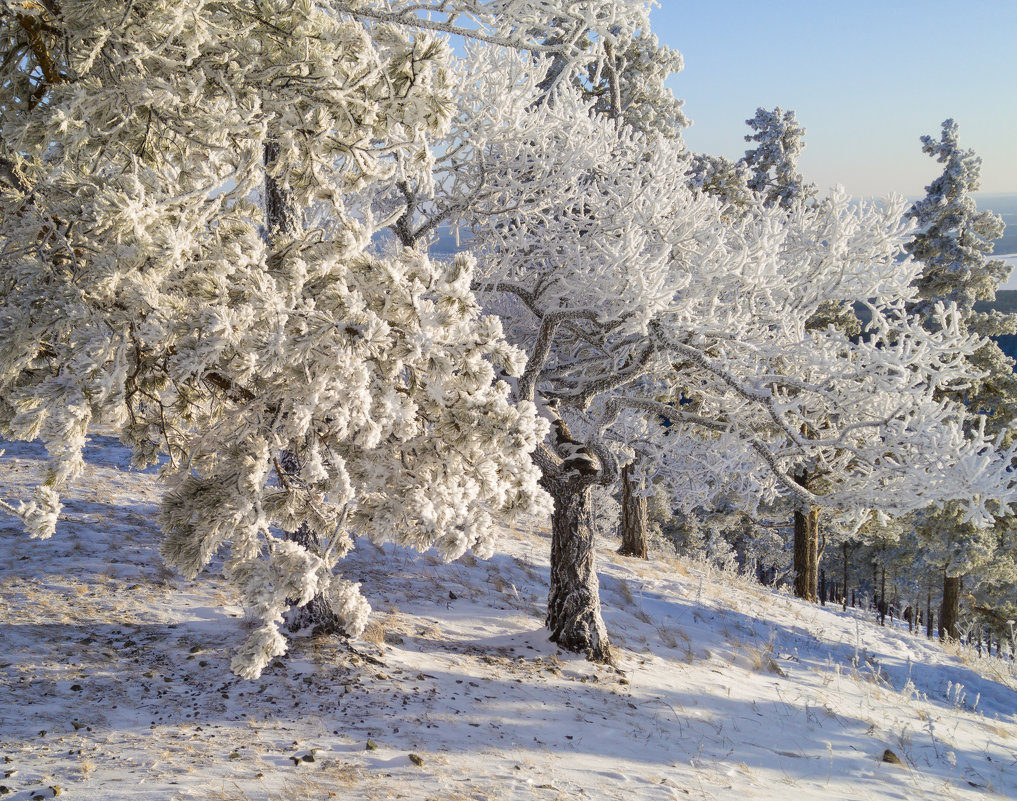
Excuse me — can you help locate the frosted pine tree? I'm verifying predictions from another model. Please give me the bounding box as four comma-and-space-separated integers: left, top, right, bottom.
740, 107, 869, 602
0, 1, 552, 678
905, 119, 1017, 639
460, 75, 1017, 659
907, 119, 1011, 321
586, 32, 685, 564
740, 106, 815, 210
686, 153, 754, 217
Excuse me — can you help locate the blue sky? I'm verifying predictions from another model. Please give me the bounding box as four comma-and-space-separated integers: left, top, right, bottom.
650, 0, 1017, 199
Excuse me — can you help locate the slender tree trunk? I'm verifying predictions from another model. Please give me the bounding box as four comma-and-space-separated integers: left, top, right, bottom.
792, 507, 819, 602
545, 477, 611, 662
841, 542, 850, 611
879, 564, 887, 626
926, 589, 934, 639
617, 461, 648, 559
940, 574, 961, 641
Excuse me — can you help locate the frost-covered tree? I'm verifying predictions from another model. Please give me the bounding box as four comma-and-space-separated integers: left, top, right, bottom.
907, 119, 1011, 322
451, 70, 1017, 660
905, 119, 1017, 639
0, 0, 600, 678
547, 26, 688, 565
686, 153, 753, 216
737, 107, 866, 603
617, 459, 649, 558
367, 14, 682, 655
740, 106, 815, 210
579, 29, 687, 138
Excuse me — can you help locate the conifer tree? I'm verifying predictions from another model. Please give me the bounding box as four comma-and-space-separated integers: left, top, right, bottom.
906, 119, 1017, 639
0, 0, 568, 678
737, 107, 862, 602
740, 106, 815, 210
456, 71, 1017, 659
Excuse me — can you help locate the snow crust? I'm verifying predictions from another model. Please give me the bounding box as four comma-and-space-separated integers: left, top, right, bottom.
2, 435, 1016, 800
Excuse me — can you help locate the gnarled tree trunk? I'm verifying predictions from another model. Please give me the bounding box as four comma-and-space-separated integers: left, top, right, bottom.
545, 475, 611, 662
618, 461, 648, 559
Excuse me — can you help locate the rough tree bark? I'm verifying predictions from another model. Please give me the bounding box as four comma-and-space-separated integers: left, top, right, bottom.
791, 467, 820, 602
792, 506, 819, 602
939, 573, 962, 641
617, 461, 648, 559
544, 474, 612, 662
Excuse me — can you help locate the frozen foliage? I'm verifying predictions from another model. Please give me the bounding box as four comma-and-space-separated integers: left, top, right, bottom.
903, 120, 1017, 636
468, 83, 1017, 524
740, 106, 815, 210
0, 483, 61, 539
685, 152, 754, 215
404, 47, 1017, 655
907, 119, 1009, 321
580, 29, 687, 135
0, 1, 559, 678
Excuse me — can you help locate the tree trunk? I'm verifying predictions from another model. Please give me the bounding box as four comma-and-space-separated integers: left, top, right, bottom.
617, 461, 648, 559
278, 452, 344, 634
926, 589, 934, 639
940, 573, 961, 641
265, 142, 342, 635
545, 478, 611, 662
264, 140, 299, 239
841, 542, 850, 611
879, 564, 887, 626
792, 507, 819, 602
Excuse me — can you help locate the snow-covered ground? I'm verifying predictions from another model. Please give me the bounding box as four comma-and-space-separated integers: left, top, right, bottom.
2, 436, 1016, 801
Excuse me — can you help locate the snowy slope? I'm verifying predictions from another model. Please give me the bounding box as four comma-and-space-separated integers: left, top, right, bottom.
2, 436, 1016, 801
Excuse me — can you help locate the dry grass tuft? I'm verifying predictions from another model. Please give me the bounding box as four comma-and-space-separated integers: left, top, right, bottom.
746, 640, 786, 676
360, 619, 387, 648
320, 759, 365, 785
